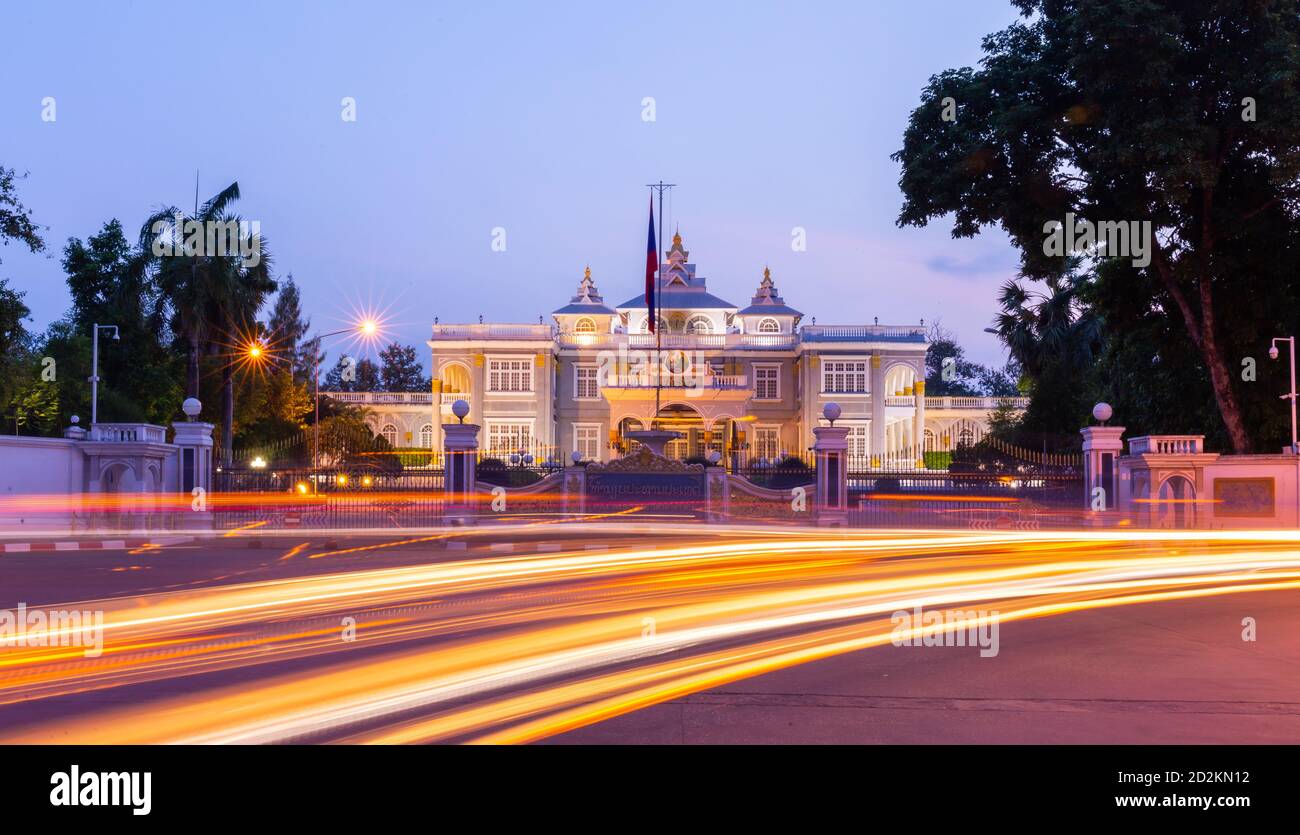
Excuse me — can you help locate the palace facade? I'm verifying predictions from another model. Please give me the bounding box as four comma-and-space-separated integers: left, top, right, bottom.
324, 231, 1025, 467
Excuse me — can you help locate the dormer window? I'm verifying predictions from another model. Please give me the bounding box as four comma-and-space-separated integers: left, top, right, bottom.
574, 317, 597, 335
758, 318, 780, 333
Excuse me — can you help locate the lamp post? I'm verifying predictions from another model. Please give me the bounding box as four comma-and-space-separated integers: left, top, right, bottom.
312, 320, 379, 492
90, 324, 120, 426
1270, 336, 1300, 527
1270, 337, 1298, 455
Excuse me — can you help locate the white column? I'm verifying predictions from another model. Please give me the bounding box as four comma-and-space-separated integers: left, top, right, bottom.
913, 381, 927, 468
870, 354, 885, 467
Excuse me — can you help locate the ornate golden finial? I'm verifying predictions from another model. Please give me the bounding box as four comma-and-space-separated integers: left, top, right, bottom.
584, 265, 591, 279
763, 265, 771, 280
672, 228, 682, 247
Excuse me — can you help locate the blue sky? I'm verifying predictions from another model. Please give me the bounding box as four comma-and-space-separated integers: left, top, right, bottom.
0, 0, 1024, 367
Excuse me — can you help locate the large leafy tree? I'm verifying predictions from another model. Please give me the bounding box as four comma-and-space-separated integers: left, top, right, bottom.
322, 355, 380, 392
0, 166, 44, 257
0, 279, 32, 412
378, 342, 429, 392
267, 274, 322, 384
924, 321, 1022, 397
141, 182, 276, 462
894, 0, 1300, 452
0, 166, 43, 420
61, 220, 182, 424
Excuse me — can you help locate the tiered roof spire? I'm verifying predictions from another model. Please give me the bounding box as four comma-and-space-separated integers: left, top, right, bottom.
738, 265, 803, 319
573, 264, 603, 303
552, 264, 616, 315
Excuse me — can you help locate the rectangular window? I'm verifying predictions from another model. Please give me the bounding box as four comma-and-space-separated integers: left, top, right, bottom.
181, 448, 195, 493
574, 365, 600, 399
487, 359, 533, 393
822, 360, 868, 394
754, 365, 780, 400
755, 427, 780, 460
487, 422, 532, 455
847, 424, 870, 460
573, 424, 600, 461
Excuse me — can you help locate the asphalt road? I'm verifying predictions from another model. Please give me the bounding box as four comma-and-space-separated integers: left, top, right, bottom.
551, 587, 1300, 744
1, 523, 1297, 744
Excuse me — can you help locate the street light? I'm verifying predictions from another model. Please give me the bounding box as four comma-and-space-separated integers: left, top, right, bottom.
312, 319, 384, 491
1270, 336, 1297, 455
89, 324, 120, 426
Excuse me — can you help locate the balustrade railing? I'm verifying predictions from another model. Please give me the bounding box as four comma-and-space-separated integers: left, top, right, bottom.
88, 423, 167, 443
1128, 435, 1205, 455
323, 391, 435, 405
602, 373, 749, 390
432, 323, 554, 339
555, 332, 798, 350
800, 324, 927, 341
924, 396, 1030, 410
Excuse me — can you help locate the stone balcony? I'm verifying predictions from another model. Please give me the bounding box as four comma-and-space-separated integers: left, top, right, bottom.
1128, 435, 1205, 455
924, 396, 1030, 410
601, 373, 749, 391
432, 323, 555, 340
800, 324, 927, 343
87, 423, 168, 443
556, 332, 798, 350
322, 391, 435, 405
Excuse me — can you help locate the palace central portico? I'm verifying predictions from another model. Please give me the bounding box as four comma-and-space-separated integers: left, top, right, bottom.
327, 231, 1025, 467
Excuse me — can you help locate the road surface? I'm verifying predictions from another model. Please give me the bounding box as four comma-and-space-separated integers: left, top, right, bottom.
1, 522, 1297, 744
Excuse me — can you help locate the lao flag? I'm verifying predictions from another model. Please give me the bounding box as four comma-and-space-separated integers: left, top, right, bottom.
645, 197, 658, 333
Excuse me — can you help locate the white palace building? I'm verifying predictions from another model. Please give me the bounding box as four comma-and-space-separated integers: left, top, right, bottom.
324, 231, 1026, 467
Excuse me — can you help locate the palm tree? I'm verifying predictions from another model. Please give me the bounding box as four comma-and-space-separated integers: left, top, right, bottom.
141, 182, 275, 464
991, 267, 1102, 380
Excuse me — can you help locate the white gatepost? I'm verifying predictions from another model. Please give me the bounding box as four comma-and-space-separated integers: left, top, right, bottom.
171, 398, 215, 530
1080, 403, 1124, 512
443, 400, 480, 524
813, 403, 850, 525
172, 398, 215, 496
563, 453, 587, 516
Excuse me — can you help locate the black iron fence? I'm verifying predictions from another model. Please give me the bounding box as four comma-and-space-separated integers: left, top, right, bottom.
213, 468, 447, 529
848, 472, 1085, 529
732, 461, 816, 489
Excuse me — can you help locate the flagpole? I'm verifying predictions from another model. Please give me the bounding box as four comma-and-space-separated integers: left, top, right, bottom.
645, 180, 675, 430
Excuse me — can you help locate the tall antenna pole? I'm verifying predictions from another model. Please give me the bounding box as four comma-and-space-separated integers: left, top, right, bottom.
645, 180, 675, 428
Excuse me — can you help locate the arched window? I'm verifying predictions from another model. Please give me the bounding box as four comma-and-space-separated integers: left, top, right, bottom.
758, 318, 780, 333
420, 424, 433, 448
619, 417, 644, 450
381, 424, 398, 447
639, 316, 668, 334
686, 315, 712, 334
885, 364, 918, 396
574, 317, 597, 334
441, 362, 471, 394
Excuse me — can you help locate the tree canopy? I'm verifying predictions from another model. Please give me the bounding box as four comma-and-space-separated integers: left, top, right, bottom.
894, 0, 1300, 452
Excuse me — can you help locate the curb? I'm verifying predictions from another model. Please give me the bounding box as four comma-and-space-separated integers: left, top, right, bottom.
1, 535, 194, 554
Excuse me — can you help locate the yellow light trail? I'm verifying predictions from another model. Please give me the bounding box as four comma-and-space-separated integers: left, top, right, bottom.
0, 526, 1297, 744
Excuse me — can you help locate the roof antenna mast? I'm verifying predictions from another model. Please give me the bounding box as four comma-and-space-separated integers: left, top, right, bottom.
644, 180, 676, 427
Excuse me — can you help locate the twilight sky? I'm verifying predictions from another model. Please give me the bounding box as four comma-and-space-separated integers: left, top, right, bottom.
0, 0, 1024, 368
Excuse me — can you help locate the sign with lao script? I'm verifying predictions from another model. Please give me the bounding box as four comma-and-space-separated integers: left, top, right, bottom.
584, 447, 707, 503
